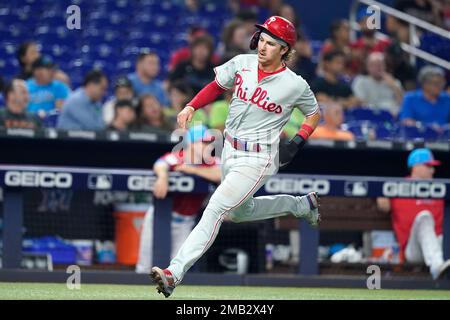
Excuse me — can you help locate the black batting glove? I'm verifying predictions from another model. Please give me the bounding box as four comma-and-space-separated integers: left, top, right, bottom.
278, 134, 306, 169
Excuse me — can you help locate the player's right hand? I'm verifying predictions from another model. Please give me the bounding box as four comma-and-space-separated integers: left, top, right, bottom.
153, 177, 169, 199
177, 106, 195, 129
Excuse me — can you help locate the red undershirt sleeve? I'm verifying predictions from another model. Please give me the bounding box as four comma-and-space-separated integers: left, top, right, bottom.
187, 80, 227, 110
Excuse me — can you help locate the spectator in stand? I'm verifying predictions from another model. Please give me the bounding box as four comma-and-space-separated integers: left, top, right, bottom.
310, 103, 355, 141
132, 94, 174, 133
377, 148, 450, 280
136, 125, 221, 273
169, 27, 221, 71
220, 19, 250, 62
321, 20, 352, 76
57, 70, 108, 131
394, 0, 444, 27
311, 50, 361, 108
169, 35, 216, 94
128, 50, 169, 106
107, 99, 136, 132
16, 41, 40, 80
399, 65, 450, 127
352, 52, 404, 116
166, 80, 208, 127
321, 20, 352, 56
26, 56, 69, 116
0, 79, 41, 129
103, 76, 136, 125
350, 8, 391, 75
385, 17, 418, 91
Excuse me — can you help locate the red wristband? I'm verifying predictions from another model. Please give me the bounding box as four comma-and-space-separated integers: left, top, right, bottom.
297, 123, 314, 140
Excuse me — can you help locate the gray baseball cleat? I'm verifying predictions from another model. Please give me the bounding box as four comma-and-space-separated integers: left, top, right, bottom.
431, 260, 450, 281
151, 266, 176, 298
293, 191, 321, 227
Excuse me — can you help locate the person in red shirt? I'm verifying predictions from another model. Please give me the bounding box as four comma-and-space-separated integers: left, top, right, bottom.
136, 125, 221, 273
168, 27, 221, 72
377, 148, 450, 280
349, 9, 391, 75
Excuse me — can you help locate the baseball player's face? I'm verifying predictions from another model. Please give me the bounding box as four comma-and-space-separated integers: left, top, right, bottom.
412, 164, 435, 179
257, 33, 288, 66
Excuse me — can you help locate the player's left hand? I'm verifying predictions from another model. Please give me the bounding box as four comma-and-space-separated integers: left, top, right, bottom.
278, 135, 306, 169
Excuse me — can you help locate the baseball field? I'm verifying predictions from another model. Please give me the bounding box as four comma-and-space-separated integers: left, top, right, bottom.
0, 282, 449, 300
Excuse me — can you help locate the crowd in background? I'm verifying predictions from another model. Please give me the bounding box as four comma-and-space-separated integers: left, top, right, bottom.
0, 0, 450, 142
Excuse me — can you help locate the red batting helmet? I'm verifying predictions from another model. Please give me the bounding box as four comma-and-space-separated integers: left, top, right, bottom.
249, 16, 297, 50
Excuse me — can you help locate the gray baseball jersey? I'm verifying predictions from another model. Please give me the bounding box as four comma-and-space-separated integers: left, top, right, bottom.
214, 54, 319, 145
166, 54, 320, 286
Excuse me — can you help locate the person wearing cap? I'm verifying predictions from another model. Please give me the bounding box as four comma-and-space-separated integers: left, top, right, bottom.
107, 99, 136, 132
103, 76, 136, 125
399, 65, 450, 127
377, 148, 450, 280
136, 125, 221, 274
25, 55, 70, 116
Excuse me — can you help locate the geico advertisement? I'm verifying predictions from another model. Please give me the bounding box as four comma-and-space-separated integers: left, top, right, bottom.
264, 177, 330, 195
4, 171, 73, 188
382, 181, 446, 198
127, 175, 195, 192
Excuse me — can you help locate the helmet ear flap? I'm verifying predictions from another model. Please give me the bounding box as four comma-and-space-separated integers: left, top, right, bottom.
249, 31, 260, 50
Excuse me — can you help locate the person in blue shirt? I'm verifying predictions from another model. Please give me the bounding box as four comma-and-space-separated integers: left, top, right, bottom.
127, 50, 169, 107
399, 66, 450, 127
57, 70, 108, 131
26, 56, 69, 116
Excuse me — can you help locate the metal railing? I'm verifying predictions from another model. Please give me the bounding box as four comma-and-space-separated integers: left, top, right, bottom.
350, 0, 450, 70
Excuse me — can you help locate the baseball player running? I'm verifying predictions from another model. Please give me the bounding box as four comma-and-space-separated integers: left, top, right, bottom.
151, 16, 322, 297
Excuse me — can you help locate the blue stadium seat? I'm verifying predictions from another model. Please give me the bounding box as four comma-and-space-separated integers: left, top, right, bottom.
342, 121, 377, 140
394, 124, 440, 141
43, 111, 60, 128
344, 107, 394, 124
439, 125, 450, 141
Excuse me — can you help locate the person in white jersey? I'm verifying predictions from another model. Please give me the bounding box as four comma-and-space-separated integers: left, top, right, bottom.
151, 16, 322, 298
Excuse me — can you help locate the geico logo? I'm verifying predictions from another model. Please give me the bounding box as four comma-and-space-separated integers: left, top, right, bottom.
265, 178, 330, 195
383, 182, 446, 198
4, 171, 72, 188
127, 176, 195, 192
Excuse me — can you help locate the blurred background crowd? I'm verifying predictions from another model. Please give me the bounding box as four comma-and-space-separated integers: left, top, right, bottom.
0, 0, 450, 142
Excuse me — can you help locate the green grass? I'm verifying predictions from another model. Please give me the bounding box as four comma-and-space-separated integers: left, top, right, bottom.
0, 283, 449, 300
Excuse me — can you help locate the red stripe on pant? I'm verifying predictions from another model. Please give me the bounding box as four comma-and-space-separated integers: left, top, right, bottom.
175, 154, 272, 284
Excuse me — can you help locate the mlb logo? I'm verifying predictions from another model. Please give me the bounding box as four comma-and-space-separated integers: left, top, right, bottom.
344, 181, 368, 197
88, 175, 113, 190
